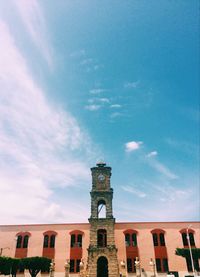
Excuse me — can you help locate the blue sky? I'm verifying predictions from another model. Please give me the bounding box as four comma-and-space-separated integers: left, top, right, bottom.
0, 1, 199, 224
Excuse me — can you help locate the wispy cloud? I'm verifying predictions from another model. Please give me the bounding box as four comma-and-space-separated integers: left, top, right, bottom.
89, 88, 108, 94
125, 141, 143, 152
85, 104, 101, 111
124, 81, 139, 89
14, 0, 53, 68
0, 21, 95, 224
147, 159, 178, 180
121, 185, 146, 198
110, 104, 122, 109
146, 151, 158, 158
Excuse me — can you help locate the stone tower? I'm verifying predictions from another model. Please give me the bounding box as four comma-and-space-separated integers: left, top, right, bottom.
87, 161, 119, 277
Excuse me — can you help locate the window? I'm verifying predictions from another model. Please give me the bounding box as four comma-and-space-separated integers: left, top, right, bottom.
71, 234, 76, 247
153, 233, 158, 246
182, 233, 188, 246
124, 231, 137, 247
160, 233, 165, 246
16, 236, 22, 248
125, 234, 130, 246
97, 229, 107, 247
23, 235, 29, 248
163, 259, 169, 272
180, 229, 196, 247
50, 235, 55, 248
127, 258, 132, 273
70, 259, 81, 273
152, 230, 165, 246
132, 233, 137, 246
70, 233, 82, 248
70, 260, 75, 272
156, 259, 162, 272
97, 200, 106, 218
43, 235, 49, 248
186, 257, 192, 272
189, 233, 195, 247
77, 234, 82, 247
127, 258, 136, 273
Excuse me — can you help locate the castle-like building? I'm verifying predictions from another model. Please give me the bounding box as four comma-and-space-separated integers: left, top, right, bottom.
0, 162, 199, 277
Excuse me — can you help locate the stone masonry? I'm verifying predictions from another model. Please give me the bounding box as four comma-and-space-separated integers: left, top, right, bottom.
87, 162, 119, 277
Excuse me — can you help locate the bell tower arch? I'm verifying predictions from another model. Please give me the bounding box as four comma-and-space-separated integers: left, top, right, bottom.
87, 161, 119, 277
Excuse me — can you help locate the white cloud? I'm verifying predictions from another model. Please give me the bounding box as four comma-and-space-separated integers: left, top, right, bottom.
125, 141, 143, 152
80, 58, 93, 65
110, 104, 122, 108
99, 98, 110, 103
0, 21, 95, 224
124, 81, 139, 89
148, 159, 178, 180
146, 151, 158, 158
14, 0, 53, 68
121, 185, 146, 198
89, 88, 107, 94
85, 104, 101, 111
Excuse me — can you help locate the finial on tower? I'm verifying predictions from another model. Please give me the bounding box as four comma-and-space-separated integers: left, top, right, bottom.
96, 160, 106, 167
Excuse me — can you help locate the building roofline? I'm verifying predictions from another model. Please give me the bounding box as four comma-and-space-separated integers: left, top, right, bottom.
0, 220, 199, 228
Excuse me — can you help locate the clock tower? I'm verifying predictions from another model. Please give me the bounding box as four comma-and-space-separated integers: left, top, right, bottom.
87, 161, 119, 277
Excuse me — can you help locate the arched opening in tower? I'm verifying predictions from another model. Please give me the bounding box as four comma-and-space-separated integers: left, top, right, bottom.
97, 229, 107, 247
97, 199, 106, 218
97, 256, 108, 277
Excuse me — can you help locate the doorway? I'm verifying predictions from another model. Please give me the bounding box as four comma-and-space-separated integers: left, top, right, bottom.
97, 256, 108, 277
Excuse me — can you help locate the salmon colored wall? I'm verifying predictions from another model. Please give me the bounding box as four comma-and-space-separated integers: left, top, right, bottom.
0, 221, 199, 274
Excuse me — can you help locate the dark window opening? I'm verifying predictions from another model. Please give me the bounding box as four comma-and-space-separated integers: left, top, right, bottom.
23, 235, 29, 248
50, 235, 55, 248
16, 236, 22, 248
126, 258, 136, 273
127, 258, 132, 273
160, 233, 165, 246
97, 229, 107, 247
132, 233, 137, 246
163, 259, 169, 272
71, 234, 76, 247
182, 233, 188, 246
77, 234, 82, 247
43, 235, 49, 248
125, 234, 130, 246
76, 259, 81, 272
189, 233, 195, 247
153, 233, 158, 246
70, 260, 75, 273
156, 259, 162, 272
186, 257, 192, 272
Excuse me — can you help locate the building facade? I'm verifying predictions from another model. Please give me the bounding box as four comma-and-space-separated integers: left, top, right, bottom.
0, 162, 199, 277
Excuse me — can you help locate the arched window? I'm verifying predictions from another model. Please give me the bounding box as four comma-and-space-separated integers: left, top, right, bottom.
42, 231, 57, 259
123, 229, 139, 273
97, 199, 106, 218
16, 235, 22, 248
15, 232, 31, 258
43, 235, 49, 248
70, 230, 83, 248
23, 235, 29, 248
180, 229, 196, 247
97, 229, 107, 247
50, 235, 55, 248
151, 229, 166, 247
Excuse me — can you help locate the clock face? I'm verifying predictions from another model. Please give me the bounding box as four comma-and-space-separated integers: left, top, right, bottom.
98, 174, 105, 182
